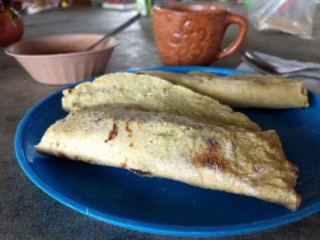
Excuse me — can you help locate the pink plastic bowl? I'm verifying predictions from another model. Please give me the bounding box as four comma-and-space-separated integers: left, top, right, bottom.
5, 34, 119, 85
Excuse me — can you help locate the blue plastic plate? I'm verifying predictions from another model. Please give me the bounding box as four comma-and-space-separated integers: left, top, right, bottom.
15, 67, 320, 237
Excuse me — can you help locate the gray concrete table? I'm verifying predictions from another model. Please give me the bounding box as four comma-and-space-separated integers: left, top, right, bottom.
1, 6, 320, 240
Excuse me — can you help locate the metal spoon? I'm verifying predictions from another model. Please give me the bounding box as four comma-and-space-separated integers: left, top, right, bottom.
243, 51, 320, 80
244, 50, 278, 74
85, 13, 141, 51
244, 49, 320, 74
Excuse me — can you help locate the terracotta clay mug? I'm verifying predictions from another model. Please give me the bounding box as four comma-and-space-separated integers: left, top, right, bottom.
153, 4, 248, 66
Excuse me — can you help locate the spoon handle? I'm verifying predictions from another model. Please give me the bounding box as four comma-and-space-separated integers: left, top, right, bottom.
85, 13, 141, 51
244, 50, 278, 74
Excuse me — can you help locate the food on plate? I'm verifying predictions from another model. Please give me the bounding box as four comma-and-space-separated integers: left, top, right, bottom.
62, 73, 260, 131
37, 71, 302, 210
138, 71, 309, 109
187, 71, 219, 78
35, 106, 301, 210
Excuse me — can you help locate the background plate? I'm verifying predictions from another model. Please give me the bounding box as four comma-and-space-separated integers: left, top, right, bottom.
15, 66, 320, 237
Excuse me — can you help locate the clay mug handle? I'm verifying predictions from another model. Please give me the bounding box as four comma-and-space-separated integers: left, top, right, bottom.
216, 13, 248, 60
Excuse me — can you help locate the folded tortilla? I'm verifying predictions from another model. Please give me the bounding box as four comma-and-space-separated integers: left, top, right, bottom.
138, 71, 309, 109
187, 71, 219, 78
35, 106, 301, 210
62, 73, 260, 132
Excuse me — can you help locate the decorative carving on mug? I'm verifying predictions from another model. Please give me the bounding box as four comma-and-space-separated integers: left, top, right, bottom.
167, 20, 207, 62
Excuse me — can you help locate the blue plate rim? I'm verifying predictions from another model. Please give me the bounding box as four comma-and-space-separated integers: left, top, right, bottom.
14, 66, 320, 237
